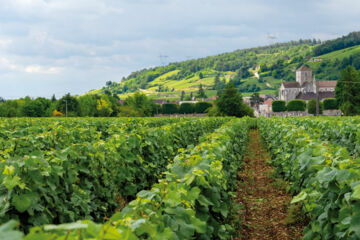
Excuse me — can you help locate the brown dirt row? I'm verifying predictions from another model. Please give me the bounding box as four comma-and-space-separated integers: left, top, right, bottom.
234, 130, 304, 240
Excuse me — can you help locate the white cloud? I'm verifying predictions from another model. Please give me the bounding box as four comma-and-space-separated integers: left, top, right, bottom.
24, 65, 62, 74
0, 0, 359, 98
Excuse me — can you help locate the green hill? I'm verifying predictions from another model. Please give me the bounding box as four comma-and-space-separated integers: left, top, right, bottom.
89, 31, 360, 99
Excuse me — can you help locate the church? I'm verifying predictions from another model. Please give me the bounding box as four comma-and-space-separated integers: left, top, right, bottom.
279, 65, 337, 102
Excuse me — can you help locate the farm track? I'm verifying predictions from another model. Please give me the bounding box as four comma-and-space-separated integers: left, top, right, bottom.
235, 130, 304, 240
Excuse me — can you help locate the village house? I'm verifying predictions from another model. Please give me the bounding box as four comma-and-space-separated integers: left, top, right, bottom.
279, 65, 337, 102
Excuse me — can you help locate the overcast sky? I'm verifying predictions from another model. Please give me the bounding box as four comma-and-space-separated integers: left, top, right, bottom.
0, 0, 359, 99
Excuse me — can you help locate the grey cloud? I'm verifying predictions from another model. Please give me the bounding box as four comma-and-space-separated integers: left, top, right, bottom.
0, 0, 359, 99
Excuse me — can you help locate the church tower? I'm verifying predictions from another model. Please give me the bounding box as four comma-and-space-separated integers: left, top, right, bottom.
296, 65, 312, 86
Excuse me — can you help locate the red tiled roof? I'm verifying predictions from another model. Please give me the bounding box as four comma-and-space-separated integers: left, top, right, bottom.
297, 65, 312, 72
263, 98, 273, 107
317, 81, 337, 88
282, 82, 300, 88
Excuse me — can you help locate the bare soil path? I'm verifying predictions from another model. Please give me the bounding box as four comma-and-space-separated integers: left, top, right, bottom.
235, 130, 304, 240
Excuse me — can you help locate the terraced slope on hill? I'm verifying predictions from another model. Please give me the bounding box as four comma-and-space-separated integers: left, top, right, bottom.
89, 31, 360, 99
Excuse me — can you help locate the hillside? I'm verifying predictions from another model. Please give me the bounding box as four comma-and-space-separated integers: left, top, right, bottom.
89, 31, 360, 99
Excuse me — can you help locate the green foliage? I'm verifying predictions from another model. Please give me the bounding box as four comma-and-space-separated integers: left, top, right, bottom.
216, 83, 254, 117
0, 220, 23, 240
195, 102, 212, 113
272, 100, 286, 112
162, 103, 178, 114
180, 90, 185, 101
313, 31, 360, 56
96, 99, 112, 116
0, 100, 23, 117
23, 118, 249, 240
307, 98, 323, 114
0, 118, 228, 230
20, 97, 51, 117
179, 103, 195, 114
249, 92, 264, 107
335, 66, 360, 115
117, 105, 142, 117
57, 93, 80, 116
196, 84, 207, 99
78, 95, 97, 117
286, 99, 306, 111
93, 39, 321, 97
259, 117, 360, 239
124, 92, 156, 116
323, 98, 338, 110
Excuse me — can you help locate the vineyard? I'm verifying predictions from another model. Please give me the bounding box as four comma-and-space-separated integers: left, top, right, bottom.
1, 116, 360, 239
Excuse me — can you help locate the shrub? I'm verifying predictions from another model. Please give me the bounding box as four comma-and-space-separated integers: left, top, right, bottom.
307, 98, 323, 114
286, 99, 306, 111
117, 106, 142, 117
162, 103, 178, 114
179, 103, 195, 114
323, 98, 338, 110
272, 100, 286, 112
195, 102, 212, 113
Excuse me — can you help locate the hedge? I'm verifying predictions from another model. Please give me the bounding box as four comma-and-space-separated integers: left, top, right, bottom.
286, 99, 306, 111
179, 103, 195, 114
307, 98, 323, 114
195, 102, 212, 113
323, 98, 338, 110
272, 100, 286, 112
162, 103, 178, 114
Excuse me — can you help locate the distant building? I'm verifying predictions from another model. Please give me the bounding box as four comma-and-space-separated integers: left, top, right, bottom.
279, 65, 337, 102
178, 100, 198, 105
205, 96, 218, 101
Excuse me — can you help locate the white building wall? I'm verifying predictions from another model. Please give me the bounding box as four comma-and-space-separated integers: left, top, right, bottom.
279, 86, 301, 102
296, 70, 312, 86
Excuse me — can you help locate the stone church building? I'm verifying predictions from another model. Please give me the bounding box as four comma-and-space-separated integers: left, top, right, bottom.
279, 65, 337, 102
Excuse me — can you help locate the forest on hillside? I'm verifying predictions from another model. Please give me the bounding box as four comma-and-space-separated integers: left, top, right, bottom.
93, 31, 360, 97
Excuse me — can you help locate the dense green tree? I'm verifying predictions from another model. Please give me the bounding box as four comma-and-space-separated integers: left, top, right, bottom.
308, 98, 323, 115
180, 91, 185, 101
313, 31, 360, 56
215, 83, 254, 117
198, 72, 204, 79
21, 97, 51, 117
124, 92, 156, 116
0, 100, 23, 117
249, 92, 264, 108
96, 97, 113, 117
335, 66, 360, 115
196, 84, 207, 99
213, 74, 220, 90
51, 94, 56, 102
78, 95, 98, 117
57, 93, 80, 116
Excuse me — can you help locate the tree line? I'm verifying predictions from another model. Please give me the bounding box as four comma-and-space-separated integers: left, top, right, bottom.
0, 92, 215, 118
313, 31, 360, 56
